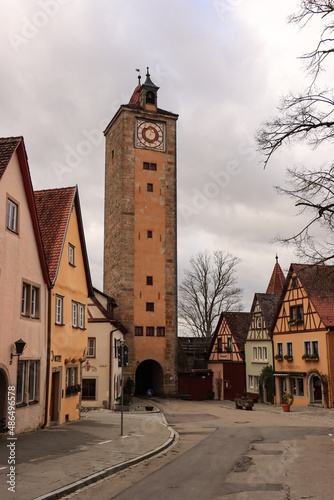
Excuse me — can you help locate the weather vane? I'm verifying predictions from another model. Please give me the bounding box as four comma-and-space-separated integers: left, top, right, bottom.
135, 68, 141, 85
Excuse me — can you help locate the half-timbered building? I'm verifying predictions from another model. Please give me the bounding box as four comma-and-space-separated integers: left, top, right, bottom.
272, 263, 334, 407
245, 258, 284, 402
208, 312, 250, 400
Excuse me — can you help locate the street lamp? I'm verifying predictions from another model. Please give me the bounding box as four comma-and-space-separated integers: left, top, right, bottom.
10, 338, 26, 365
115, 338, 125, 435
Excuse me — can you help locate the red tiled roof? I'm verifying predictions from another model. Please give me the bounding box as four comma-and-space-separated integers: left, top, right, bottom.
128, 85, 141, 107
0, 136, 22, 179
292, 264, 334, 327
266, 260, 285, 294
34, 187, 75, 283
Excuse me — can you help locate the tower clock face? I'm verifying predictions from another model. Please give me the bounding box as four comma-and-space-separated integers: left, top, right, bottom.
135, 119, 165, 151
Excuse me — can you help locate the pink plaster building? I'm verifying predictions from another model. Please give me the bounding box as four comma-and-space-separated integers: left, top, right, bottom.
0, 137, 49, 434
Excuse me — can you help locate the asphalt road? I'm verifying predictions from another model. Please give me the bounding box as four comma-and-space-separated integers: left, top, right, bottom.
68, 400, 334, 500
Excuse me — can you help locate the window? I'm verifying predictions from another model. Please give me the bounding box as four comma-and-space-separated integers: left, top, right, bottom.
304, 340, 319, 358
17, 361, 39, 405
79, 304, 85, 329
28, 361, 38, 402
146, 302, 154, 312
290, 305, 304, 323
135, 326, 143, 336
55, 296, 63, 325
217, 338, 222, 352
72, 302, 78, 327
72, 302, 85, 329
256, 317, 262, 328
147, 183, 153, 192
87, 338, 96, 357
277, 342, 283, 357
22, 284, 28, 316
227, 337, 232, 352
146, 276, 153, 285
147, 230, 153, 238
82, 379, 96, 400
66, 366, 78, 395
252, 346, 268, 362
146, 327, 154, 336
21, 283, 39, 318
143, 162, 157, 171
248, 375, 259, 390
69, 244, 75, 266
157, 327, 165, 337
289, 377, 304, 397
31, 287, 37, 318
7, 198, 18, 233
17, 362, 25, 404
287, 342, 293, 358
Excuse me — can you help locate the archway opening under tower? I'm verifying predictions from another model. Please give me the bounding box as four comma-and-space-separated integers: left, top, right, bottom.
135, 360, 164, 396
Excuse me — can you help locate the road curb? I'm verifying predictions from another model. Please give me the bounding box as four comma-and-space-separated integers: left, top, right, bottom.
33, 424, 177, 500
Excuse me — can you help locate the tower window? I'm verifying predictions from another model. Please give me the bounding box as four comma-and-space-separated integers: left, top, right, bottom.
146, 276, 153, 285
146, 327, 154, 336
143, 162, 157, 171
157, 327, 165, 337
147, 183, 153, 192
146, 91, 155, 104
146, 302, 154, 312
135, 326, 143, 336
147, 230, 153, 238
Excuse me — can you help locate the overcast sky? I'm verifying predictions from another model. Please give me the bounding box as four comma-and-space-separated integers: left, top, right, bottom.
1, 0, 324, 313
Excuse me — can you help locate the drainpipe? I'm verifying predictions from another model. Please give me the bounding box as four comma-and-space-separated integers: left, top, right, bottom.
42, 285, 53, 428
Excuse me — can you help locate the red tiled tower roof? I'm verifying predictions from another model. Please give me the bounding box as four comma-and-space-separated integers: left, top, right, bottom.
34, 187, 76, 283
266, 256, 285, 294
128, 85, 141, 107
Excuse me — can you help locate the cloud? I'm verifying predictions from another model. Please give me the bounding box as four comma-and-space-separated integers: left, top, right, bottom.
0, 0, 323, 317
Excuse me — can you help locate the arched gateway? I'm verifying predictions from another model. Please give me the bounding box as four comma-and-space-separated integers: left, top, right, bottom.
135, 360, 163, 396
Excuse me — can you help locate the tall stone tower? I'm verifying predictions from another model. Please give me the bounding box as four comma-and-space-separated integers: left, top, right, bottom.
103, 69, 178, 395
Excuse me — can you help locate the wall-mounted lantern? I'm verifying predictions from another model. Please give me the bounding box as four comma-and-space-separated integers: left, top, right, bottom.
10, 338, 26, 365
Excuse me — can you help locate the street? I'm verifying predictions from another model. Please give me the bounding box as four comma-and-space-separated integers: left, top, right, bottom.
69, 400, 334, 500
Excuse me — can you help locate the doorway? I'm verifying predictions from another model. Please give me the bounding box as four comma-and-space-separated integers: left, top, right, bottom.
135, 360, 163, 396
309, 374, 322, 404
50, 370, 61, 422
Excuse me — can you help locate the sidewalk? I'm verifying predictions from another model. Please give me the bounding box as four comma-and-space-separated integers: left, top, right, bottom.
0, 402, 175, 500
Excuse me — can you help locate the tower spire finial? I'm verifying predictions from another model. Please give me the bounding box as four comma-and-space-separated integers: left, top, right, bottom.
276, 254, 278, 264
135, 68, 141, 85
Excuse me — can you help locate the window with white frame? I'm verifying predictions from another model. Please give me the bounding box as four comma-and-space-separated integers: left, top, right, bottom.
79, 304, 85, 329
21, 283, 40, 318
87, 338, 95, 357
256, 317, 261, 328
66, 366, 78, 393
69, 244, 75, 266
252, 346, 268, 362
72, 301, 78, 327
7, 198, 18, 233
248, 375, 259, 390
55, 295, 63, 325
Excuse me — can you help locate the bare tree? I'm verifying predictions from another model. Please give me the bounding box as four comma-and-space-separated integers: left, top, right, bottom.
178, 250, 243, 338
256, 1, 334, 262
